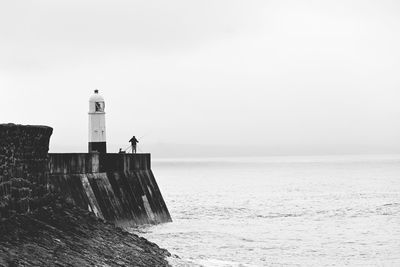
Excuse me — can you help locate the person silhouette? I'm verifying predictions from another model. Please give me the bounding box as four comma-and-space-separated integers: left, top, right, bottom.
129, 136, 139, 153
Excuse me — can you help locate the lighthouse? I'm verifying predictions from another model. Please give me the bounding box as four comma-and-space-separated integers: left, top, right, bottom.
88, 89, 107, 153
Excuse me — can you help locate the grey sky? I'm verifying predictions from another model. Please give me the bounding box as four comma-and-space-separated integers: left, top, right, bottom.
1, 0, 400, 156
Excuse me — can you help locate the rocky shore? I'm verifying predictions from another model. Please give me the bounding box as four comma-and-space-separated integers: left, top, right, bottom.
0, 124, 174, 266
0, 197, 171, 267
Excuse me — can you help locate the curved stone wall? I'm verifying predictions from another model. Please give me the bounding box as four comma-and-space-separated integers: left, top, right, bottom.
0, 124, 53, 218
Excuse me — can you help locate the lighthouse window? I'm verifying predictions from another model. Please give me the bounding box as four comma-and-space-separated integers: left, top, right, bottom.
95, 102, 104, 112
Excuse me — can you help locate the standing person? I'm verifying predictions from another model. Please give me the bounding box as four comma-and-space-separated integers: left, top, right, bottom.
129, 136, 139, 153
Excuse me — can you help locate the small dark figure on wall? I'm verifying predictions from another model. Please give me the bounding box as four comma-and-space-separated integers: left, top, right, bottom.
129, 136, 139, 153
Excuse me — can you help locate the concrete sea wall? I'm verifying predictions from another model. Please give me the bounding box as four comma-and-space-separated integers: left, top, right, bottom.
0, 123, 171, 227
48, 153, 172, 226
0, 124, 53, 218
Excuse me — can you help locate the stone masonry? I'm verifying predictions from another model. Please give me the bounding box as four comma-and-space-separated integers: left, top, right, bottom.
0, 124, 53, 218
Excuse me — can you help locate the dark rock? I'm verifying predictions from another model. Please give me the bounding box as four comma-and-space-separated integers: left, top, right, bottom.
0, 198, 171, 266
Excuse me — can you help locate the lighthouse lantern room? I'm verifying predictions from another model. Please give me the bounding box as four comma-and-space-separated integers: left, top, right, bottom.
88, 89, 107, 153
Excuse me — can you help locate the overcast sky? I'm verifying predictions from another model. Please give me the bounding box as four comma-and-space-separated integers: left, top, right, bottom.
1, 0, 400, 156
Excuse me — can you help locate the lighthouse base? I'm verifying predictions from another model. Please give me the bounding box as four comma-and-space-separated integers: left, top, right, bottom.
88, 142, 107, 153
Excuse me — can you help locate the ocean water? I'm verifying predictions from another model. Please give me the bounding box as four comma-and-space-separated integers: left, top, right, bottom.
135, 155, 400, 266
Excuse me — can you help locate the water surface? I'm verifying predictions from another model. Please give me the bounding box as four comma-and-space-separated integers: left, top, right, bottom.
135, 155, 400, 266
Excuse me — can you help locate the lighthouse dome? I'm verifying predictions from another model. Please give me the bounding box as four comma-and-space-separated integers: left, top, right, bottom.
89, 89, 105, 102
89, 89, 105, 113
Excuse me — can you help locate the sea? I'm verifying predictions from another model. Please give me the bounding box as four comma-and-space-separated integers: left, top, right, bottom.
133, 155, 400, 266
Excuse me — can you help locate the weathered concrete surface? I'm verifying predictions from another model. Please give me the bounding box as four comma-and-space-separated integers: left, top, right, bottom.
0, 197, 171, 267
0, 124, 171, 226
0, 123, 53, 218
0, 124, 173, 266
48, 153, 172, 226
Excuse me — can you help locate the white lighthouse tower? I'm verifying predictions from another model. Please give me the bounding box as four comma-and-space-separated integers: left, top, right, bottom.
88, 89, 107, 153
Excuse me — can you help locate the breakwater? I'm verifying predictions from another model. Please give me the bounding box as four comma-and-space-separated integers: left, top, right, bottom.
0, 125, 172, 265
48, 153, 172, 226
0, 123, 171, 227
